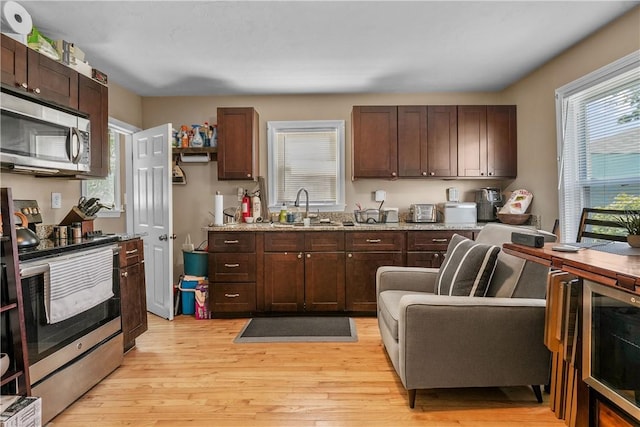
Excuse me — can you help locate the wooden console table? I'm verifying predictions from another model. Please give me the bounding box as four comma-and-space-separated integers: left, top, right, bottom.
503, 242, 640, 427
503, 242, 640, 293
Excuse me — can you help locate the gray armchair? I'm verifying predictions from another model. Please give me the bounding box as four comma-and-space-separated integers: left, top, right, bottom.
376, 223, 556, 408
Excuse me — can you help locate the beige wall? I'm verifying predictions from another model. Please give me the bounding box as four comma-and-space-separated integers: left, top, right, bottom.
501, 6, 640, 235
1, 6, 637, 275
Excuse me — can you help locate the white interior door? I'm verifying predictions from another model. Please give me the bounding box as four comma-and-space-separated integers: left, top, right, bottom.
132, 124, 174, 320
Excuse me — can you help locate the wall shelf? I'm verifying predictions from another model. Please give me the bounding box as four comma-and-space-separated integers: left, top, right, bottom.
172, 147, 217, 162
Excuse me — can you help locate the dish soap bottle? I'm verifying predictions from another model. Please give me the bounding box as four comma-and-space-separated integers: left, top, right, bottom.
191, 124, 204, 147
279, 203, 287, 223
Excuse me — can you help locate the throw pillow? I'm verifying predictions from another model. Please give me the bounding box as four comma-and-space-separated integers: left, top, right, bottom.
435, 234, 501, 297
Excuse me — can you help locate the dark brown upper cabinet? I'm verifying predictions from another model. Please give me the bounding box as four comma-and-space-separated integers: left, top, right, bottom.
78, 75, 109, 178
458, 105, 517, 178
352, 106, 398, 179
217, 107, 259, 180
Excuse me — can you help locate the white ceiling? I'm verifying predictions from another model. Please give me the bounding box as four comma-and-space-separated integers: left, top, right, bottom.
16, 1, 640, 97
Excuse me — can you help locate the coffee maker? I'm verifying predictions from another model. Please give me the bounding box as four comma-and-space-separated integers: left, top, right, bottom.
475, 188, 503, 222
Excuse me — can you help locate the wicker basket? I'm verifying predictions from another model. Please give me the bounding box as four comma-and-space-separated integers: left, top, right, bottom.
497, 213, 531, 225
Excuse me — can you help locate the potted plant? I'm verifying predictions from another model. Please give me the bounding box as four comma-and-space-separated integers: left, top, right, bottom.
615, 210, 640, 247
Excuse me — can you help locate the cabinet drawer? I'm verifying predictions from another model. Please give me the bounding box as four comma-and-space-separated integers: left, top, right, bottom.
407, 251, 444, 268
209, 253, 256, 282
304, 232, 344, 252
119, 238, 144, 267
264, 232, 304, 252
209, 232, 255, 253
345, 231, 405, 252
210, 283, 256, 313
407, 230, 473, 251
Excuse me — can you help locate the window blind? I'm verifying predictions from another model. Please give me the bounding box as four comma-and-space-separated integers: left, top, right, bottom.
268, 120, 345, 211
556, 51, 640, 242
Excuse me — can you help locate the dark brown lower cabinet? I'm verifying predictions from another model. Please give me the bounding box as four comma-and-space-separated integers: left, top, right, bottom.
263, 232, 345, 312
119, 238, 148, 352
345, 252, 403, 312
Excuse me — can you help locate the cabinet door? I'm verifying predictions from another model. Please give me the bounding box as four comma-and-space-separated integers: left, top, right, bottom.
120, 261, 148, 350
397, 106, 428, 177
352, 106, 398, 178
217, 107, 259, 180
264, 252, 304, 312
1, 34, 27, 89
305, 252, 345, 312
426, 106, 457, 177
457, 105, 488, 177
78, 75, 109, 177
487, 105, 517, 178
345, 252, 403, 312
27, 48, 78, 109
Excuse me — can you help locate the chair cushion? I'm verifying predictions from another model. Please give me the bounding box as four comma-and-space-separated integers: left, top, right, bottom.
435, 234, 501, 297
379, 290, 425, 341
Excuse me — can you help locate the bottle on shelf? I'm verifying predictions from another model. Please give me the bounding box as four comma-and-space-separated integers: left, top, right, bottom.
191, 125, 204, 147
180, 125, 189, 148
202, 122, 210, 147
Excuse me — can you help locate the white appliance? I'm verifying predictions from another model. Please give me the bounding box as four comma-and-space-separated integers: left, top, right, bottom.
443, 202, 477, 226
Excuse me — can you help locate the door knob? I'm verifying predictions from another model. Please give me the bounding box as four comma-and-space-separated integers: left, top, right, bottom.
159, 234, 168, 241
169, 234, 177, 240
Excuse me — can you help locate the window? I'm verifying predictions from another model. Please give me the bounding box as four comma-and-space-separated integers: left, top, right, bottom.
267, 120, 345, 212
556, 51, 640, 242
81, 119, 137, 217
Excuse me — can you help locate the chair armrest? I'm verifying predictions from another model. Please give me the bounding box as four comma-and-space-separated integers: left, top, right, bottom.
376, 266, 439, 295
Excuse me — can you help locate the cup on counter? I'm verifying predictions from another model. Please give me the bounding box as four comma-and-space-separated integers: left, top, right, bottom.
53, 225, 68, 241
303, 218, 311, 227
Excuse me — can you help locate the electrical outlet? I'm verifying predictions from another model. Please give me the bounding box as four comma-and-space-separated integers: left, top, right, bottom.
51, 192, 62, 209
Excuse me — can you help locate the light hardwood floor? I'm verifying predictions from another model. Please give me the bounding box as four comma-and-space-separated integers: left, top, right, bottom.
49, 314, 565, 426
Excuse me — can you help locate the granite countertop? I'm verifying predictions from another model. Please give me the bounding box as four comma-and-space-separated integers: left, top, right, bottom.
205, 221, 485, 232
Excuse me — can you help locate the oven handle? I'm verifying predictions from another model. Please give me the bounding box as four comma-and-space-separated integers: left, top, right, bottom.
20, 262, 49, 278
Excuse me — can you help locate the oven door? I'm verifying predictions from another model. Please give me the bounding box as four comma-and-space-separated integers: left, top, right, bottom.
19, 246, 121, 384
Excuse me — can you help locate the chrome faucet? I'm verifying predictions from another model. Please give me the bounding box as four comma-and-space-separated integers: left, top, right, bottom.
294, 188, 309, 219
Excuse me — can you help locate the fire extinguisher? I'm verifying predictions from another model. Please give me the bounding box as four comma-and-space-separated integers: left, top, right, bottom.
241, 191, 251, 222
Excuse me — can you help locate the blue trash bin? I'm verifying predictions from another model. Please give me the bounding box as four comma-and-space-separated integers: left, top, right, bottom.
183, 250, 208, 276
179, 279, 198, 315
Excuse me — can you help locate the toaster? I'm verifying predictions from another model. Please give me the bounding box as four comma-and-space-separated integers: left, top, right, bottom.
409, 204, 437, 223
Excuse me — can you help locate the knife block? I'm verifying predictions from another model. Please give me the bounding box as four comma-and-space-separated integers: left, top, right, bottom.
60, 206, 96, 236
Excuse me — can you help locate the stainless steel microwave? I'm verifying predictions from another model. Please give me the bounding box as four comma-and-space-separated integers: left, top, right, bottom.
0, 91, 91, 174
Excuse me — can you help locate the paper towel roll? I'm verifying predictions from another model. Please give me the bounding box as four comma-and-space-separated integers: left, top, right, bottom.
1, 1, 32, 35
214, 193, 224, 226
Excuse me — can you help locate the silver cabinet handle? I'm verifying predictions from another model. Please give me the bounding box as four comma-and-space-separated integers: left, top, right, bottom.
20, 82, 27, 89
348, 253, 353, 258
121, 271, 128, 277
224, 293, 240, 298
224, 240, 239, 244
32, 87, 41, 94
224, 263, 240, 268
297, 253, 302, 259
125, 249, 138, 255
306, 253, 311, 258
366, 239, 381, 243
432, 238, 448, 243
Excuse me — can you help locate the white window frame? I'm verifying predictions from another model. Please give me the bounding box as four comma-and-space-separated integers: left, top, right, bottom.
555, 50, 640, 241
81, 118, 139, 218
267, 120, 346, 212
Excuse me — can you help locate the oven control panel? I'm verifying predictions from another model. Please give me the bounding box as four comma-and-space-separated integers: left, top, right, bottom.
13, 199, 43, 225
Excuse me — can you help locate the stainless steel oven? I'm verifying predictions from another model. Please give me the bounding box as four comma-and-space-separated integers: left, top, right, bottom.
19, 244, 123, 423
583, 279, 640, 422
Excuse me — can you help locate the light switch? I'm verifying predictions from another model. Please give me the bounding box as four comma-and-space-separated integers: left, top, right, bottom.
51, 192, 62, 209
